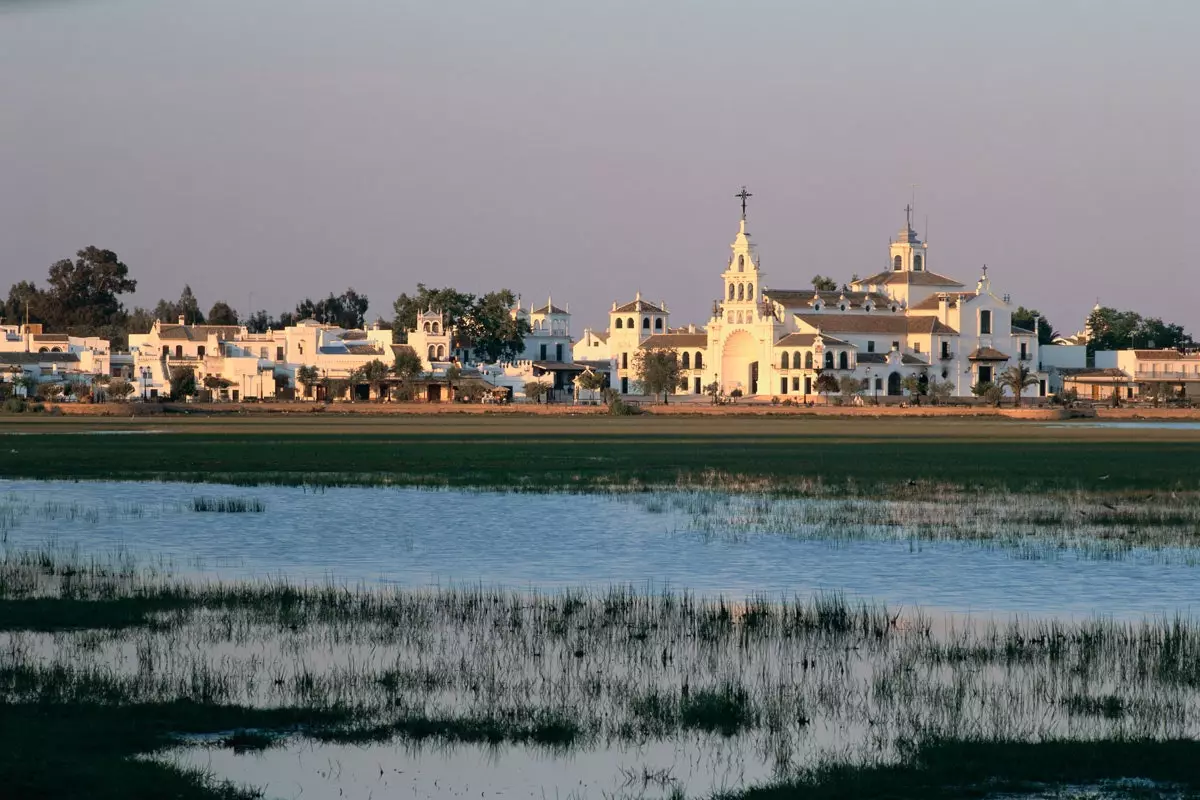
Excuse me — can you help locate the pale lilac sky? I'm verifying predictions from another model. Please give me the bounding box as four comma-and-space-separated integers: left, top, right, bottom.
2, 0, 1197, 336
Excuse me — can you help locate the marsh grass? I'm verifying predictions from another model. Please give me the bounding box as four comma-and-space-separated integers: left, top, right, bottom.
191, 496, 266, 513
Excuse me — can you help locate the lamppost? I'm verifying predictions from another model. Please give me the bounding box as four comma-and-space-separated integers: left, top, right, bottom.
865, 367, 873, 403
140, 366, 151, 401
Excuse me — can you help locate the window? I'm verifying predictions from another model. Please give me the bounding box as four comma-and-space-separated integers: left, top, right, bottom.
913, 342, 921, 354
792, 377, 799, 391
824, 351, 834, 369
979, 365, 993, 384
276, 346, 284, 361
655, 318, 663, 331
805, 352, 813, 369
747, 283, 754, 299
428, 345, 436, 360
737, 284, 744, 301
627, 317, 634, 329
941, 341, 950, 359
892, 341, 900, 351
792, 351, 802, 369
738, 254, 744, 272
727, 312, 734, 324
197, 346, 205, 358
893, 255, 902, 271
736, 312, 744, 324
621, 352, 628, 369
867, 341, 875, 353
162, 346, 169, 357
682, 352, 691, 369
914, 254, 923, 271
259, 347, 267, 359
780, 352, 789, 369
556, 343, 563, 361
423, 322, 431, 333
839, 351, 849, 370
695, 352, 703, 369
1020, 342, 1028, 360
177, 345, 184, 358
540, 344, 547, 360
781, 377, 787, 394
615, 318, 623, 329
642, 317, 650, 329
728, 284, 735, 301
875, 378, 883, 391
980, 310, 992, 335
436, 344, 445, 358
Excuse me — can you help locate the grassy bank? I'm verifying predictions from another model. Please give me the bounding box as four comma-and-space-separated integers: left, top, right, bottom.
5, 547, 1200, 798
1, 415, 1198, 492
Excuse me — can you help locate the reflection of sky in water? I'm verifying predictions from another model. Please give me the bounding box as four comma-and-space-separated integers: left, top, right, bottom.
2, 479, 1198, 620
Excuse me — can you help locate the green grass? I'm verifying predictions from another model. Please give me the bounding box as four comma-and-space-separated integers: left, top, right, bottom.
1, 415, 1198, 492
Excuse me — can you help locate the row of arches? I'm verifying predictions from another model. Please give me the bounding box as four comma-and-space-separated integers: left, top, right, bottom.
679, 351, 704, 370
892, 254, 924, 271
36, 346, 63, 353
422, 321, 441, 334
427, 344, 446, 360
614, 317, 664, 331
727, 282, 754, 301
778, 350, 850, 370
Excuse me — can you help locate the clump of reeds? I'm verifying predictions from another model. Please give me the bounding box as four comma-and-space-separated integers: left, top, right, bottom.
191, 496, 265, 513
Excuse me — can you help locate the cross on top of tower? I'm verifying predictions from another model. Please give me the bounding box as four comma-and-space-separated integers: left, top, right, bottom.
904, 203, 914, 229
735, 186, 752, 219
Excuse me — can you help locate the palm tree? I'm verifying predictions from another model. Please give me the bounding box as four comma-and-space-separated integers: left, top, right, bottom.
999, 363, 1039, 407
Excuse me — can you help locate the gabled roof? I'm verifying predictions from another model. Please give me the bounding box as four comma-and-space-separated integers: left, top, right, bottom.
614, 298, 665, 314
909, 292, 980, 311
901, 353, 930, 366
342, 330, 367, 340
773, 332, 852, 348
1132, 349, 1197, 360
344, 343, 383, 355
793, 313, 957, 336
638, 333, 708, 349
1011, 325, 1034, 335
857, 352, 888, 364
968, 347, 1010, 361
157, 324, 243, 341
852, 270, 965, 288
532, 304, 568, 315
0, 352, 81, 365
765, 289, 894, 310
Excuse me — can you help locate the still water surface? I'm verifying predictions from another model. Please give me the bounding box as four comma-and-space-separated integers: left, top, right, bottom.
2, 479, 1196, 620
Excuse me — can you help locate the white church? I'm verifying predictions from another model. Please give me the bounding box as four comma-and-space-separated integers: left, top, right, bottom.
592, 199, 1046, 401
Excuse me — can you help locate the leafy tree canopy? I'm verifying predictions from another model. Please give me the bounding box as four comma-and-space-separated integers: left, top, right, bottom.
812, 275, 838, 291
4, 247, 136, 336
1011, 307, 1057, 346
207, 301, 239, 326
295, 288, 369, 330
633, 348, 683, 403
1086, 306, 1194, 353
392, 285, 476, 344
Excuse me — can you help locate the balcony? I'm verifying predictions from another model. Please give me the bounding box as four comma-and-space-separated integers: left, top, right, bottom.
1135, 370, 1200, 381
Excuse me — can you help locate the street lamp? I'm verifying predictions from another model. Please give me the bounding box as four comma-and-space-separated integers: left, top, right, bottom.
140, 366, 151, 401
865, 367, 873, 403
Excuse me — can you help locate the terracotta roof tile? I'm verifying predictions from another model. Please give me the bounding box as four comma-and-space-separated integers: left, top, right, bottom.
793, 313, 957, 335
614, 299, 665, 314
967, 347, 1010, 361
638, 333, 707, 349
852, 270, 965, 288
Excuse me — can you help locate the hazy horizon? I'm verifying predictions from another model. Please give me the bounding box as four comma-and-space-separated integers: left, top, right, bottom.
3, 0, 1197, 338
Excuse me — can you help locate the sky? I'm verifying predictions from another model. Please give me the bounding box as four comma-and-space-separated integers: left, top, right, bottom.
2, 0, 1197, 337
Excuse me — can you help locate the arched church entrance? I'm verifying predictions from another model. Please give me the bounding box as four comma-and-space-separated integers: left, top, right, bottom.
721, 330, 758, 395
887, 371, 902, 396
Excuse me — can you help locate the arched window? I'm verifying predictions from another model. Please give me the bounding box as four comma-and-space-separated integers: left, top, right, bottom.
682, 352, 691, 369
642, 317, 650, 329
437, 344, 445, 359
747, 283, 754, 300
893, 255, 903, 271
38, 347, 48, 353
428, 345, 436, 360
780, 352, 789, 369
913, 254, 923, 271
197, 346, 205, 358
824, 351, 834, 369
627, 317, 634, 329
805, 352, 813, 369
727, 312, 734, 324
654, 318, 663, 330
738, 254, 745, 272
792, 351, 802, 369
737, 284, 744, 301
423, 322, 431, 333
432, 322, 440, 333
615, 318, 623, 329
839, 351, 849, 370
175, 345, 183, 358
736, 311, 744, 324
162, 346, 169, 357
695, 352, 703, 369
728, 284, 736, 301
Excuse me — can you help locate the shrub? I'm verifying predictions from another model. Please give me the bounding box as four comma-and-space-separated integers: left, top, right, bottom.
2, 397, 26, 414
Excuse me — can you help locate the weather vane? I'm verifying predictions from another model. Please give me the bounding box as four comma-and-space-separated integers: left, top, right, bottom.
735, 186, 752, 220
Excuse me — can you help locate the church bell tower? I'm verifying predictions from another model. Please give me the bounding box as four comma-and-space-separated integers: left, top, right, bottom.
719, 187, 764, 326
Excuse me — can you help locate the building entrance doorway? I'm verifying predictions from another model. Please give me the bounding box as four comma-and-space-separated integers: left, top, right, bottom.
887, 372, 902, 396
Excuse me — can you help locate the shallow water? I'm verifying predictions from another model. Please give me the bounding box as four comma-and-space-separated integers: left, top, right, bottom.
1, 479, 1198, 620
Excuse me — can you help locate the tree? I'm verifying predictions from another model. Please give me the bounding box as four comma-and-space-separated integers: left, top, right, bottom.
1011, 307, 1057, 346
927, 380, 954, 405
463, 290, 530, 363
207, 301, 239, 326
632, 348, 683, 404
15, 375, 39, 398
838, 376, 865, 400
574, 369, 605, 402
169, 366, 197, 400
107, 378, 134, 401
392, 285, 476, 343
444, 364, 462, 400
704, 381, 721, 405
1086, 306, 1194, 353
811, 275, 838, 291
972, 381, 1002, 407
295, 366, 320, 399
201, 375, 233, 400
814, 373, 839, 403
900, 374, 925, 402
296, 288, 370, 330
356, 359, 391, 401
36, 383, 63, 402
9, 247, 137, 335
1140, 381, 1173, 408
999, 363, 1039, 407
392, 348, 424, 383
523, 380, 551, 404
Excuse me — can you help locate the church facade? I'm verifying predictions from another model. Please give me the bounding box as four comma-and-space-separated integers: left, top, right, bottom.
600, 206, 1046, 401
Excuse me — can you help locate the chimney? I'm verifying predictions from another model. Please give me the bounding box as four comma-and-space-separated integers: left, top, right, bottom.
178, 315, 186, 326
938, 294, 948, 323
